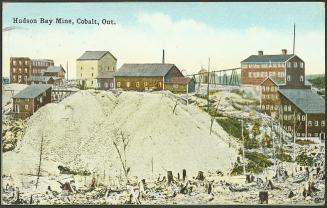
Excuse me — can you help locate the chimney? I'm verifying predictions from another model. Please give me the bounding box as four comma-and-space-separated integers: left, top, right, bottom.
282, 49, 287, 55
258, 50, 263, 56
162, 49, 165, 64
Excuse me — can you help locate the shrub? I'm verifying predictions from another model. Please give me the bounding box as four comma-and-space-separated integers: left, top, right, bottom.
296, 152, 314, 166
296, 139, 316, 145
276, 147, 292, 162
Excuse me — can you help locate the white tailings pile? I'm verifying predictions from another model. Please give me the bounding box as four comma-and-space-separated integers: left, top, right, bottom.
3, 90, 237, 178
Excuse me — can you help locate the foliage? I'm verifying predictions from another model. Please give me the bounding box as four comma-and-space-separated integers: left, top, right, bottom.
296, 139, 316, 145
276, 147, 292, 162
216, 117, 249, 139
244, 138, 260, 149
57, 165, 91, 176
308, 76, 325, 89
251, 121, 260, 137
296, 152, 314, 166
261, 132, 272, 148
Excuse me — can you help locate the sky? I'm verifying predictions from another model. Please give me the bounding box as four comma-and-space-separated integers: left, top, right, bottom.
2, 2, 325, 78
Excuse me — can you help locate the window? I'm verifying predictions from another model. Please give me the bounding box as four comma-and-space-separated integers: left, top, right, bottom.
13, 68, 16, 73
274, 105, 278, 110
297, 133, 301, 137
314, 133, 319, 137
293, 62, 298, 68
287, 62, 291, 68
284, 115, 287, 120
288, 115, 292, 120
262, 105, 265, 110
126, 82, 130, 88
270, 105, 274, 111
287, 75, 291, 81
288, 126, 292, 131
322, 121, 325, 127
300, 76, 304, 82
25, 105, 28, 110
158, 82, 162, 87
308, 133, 311, 137
91, 67, 94, 70
81, 67, 83, 70
19, 60, 22, 65
308, 121, 312, 126
266, 94, 270, 99
80, 73, 82, 77
262, 94, 265, 99
110, 83, 113, 88
136, 82, 140, 88
266, 105, 269, 110
91, 81, 93, 84
13, 60, 16, 66
262, 86, 265, 92
13, 76, 16, 81
266, 86, 270, 92
297, 114, 300, 120
117, 82, 121, 88
284, 105, 287, 111
302, 115, 305, 121
144, 82, 148, 87
248, 72, 252, 78
24, 68, 28, 73
91, 73, 94, 77
315, 121, 319, 126
24, 76, 27, 81
242, 64, 248, 68
270, 86, 275, 92
40, 97, 43, 103
301, 133, 305, 137
288, 105, 291, 111
104, 82, 108, 88
261, 72, 265, 77
300, 62, 304, 68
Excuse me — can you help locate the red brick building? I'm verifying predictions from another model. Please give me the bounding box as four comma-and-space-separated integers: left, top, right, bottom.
241, 49, 306, 88
10, 57, 32, 84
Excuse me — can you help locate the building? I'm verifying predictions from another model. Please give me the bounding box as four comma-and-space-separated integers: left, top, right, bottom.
241, 49, 306, 88
31, 59, 54, 76
114, 63, 184, 91
76, 51, 117, 89
12, 84, 52, 118
96, 71, 115, 90
198, 68, 208, 83
10, 57, 32, 84
43, 65, 66, 79
164, 77, 196, 93
27, 76, 63, 85
260, 76, 312, 117
278, 89, 325, 140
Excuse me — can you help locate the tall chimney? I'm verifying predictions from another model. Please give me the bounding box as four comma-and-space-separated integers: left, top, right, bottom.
258, 50, 263, 56
282, 49, 287, 55
162, 49, 165, 64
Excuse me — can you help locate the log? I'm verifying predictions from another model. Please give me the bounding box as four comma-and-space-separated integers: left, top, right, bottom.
182, 169, 186, 181
259, 191, 268, 204
196, 171, 205, 180
167, 171, 174, 185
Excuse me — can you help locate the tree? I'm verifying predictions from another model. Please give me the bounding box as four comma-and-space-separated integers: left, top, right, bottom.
113, 128, 131, 180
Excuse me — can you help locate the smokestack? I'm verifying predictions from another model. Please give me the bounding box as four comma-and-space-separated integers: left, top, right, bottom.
282, 49, 287, 55
258, 51, 263, 56
162, 49, 165, 64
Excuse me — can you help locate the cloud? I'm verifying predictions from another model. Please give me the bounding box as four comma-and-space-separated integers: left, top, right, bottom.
2, 12, 325, 79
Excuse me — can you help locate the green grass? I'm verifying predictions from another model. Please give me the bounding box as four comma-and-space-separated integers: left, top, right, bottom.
276, 147, 292, 162
296, 139, 316, 145
296, 152, 314, 166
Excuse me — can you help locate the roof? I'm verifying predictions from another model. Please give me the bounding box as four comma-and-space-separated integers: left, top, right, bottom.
115, 63, 175, 77
241, 54, 294, 63
32, 59, 54, 62
166, 77, 193, 84
96, 71, 115, 79
13, 84, 52, 99
45, 66, 65, 73
260, 76, 285, 86
29, 76, 53, 82
278, 89, 325, 114
77, 51, 117, 61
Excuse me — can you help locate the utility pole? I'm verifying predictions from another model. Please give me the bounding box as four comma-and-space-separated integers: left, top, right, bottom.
293, 111, 296, 161
271, 120, 277, 177
207, 58, 210, 112
292, 23, 296, 55
66, 61, 69, 81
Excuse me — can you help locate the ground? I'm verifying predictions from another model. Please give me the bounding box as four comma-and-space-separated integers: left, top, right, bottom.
1, 84, 325, 205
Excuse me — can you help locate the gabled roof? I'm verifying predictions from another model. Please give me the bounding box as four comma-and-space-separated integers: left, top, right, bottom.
241, 54, 294, 63
166, 77, 193, 84
77, 51, 117, 61
260, 76, 285, 86
96, 71, 115, 79
278, 89, 325, 114
13, 84, 52, 99
115, 63, 176, 77
45, 66, 65, 73
29, 76, 54, 82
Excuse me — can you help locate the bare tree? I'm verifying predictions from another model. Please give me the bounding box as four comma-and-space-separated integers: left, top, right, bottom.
210, 97, 222, 135
113, 128, 131, 180
36, 134, 45, 189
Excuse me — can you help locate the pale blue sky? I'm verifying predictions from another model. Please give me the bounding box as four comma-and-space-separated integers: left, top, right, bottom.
2, 2, 325, 77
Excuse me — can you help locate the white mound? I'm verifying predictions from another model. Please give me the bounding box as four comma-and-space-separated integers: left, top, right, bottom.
3, 90, 237, 178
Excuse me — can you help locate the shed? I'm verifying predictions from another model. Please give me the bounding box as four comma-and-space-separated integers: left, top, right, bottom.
165, 77, 196, 93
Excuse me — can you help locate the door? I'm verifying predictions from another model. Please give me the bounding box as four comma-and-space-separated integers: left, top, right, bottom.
15, 104, 20, 113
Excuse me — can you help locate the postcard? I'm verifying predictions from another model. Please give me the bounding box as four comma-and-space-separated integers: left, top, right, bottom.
1, 1, 325, 206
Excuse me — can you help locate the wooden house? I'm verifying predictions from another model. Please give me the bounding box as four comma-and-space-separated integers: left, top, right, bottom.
114, 63, 184, 91
43, 65, 66, 79
96, 71, 115, 90
164, 77, 196, 94
12, 84, 52, 119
